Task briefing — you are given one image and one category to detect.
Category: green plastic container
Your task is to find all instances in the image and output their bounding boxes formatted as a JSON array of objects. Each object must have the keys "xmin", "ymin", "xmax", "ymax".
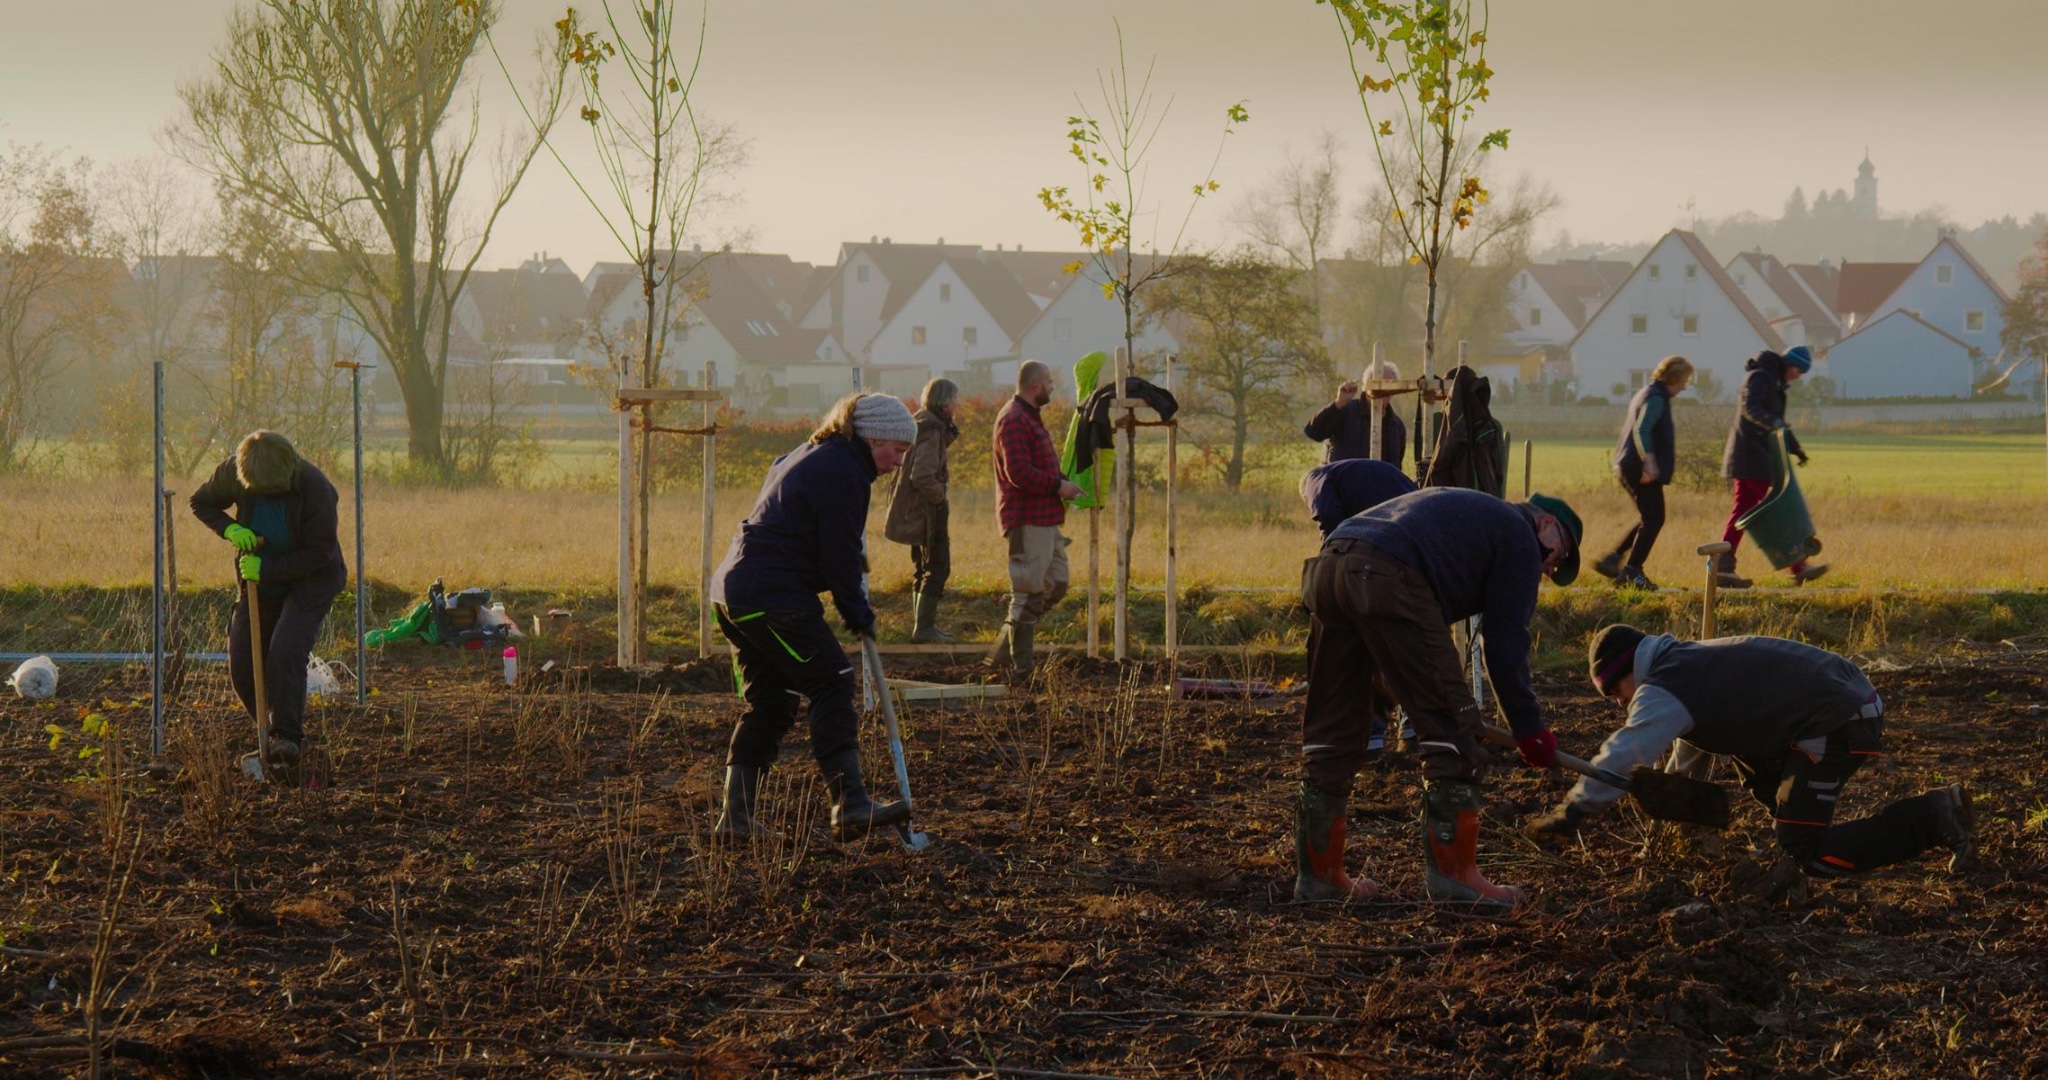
[{"xmin": 1735, "ymin": 428, "xmax": 1824, "ymax": 570}]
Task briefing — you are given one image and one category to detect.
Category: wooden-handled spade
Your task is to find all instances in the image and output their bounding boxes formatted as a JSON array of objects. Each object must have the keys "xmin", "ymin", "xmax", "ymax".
[
  {"xmin": 1481, "ymin": 724, "xmax": 1730, "ymax": 829},
  {"xmin": 239, "ymin": 540, "xmax": 271, "ymax": 782}
]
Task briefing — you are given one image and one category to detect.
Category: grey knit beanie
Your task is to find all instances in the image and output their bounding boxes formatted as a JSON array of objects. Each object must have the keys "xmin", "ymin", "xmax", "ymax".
[{"xmin": 851, "ymin": 393, "xmax": 918, "ymax": 444}]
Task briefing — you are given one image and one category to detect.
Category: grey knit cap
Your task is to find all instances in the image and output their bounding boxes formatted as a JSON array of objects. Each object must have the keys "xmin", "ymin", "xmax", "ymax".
[{"xmin": 851, "ymin": 393, "xmax": 918, "ymax": 444}]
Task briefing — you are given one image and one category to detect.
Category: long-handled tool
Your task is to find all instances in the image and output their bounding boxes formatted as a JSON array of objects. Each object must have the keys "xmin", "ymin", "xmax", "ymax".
[
  {"xmin": 861, "ymin": 635, "xmax": 931, "ymax": 852},
  {"xmin": 239, "ymin": 570, "xmax": 270, "ymax": 782},
  {"xmin": 1482, "ymin": 724, "xmax": 1729, "ymax": 829}
]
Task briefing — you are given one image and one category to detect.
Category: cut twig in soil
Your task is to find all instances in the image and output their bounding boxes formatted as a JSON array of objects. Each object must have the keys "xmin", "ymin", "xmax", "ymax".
[
  {"xmin": 1062, "ymin": 1008, "xmax": 1353, "ymax": 1026},
  {"xmin": 1311, "ymin": 931, "xmax": 1518, "ymax": 957},
  {"xmin": 364, "ymin": 1034, "xmax": 711, "ymax": 1065},
  {"xmin": 544, "ymin": 959, "xmax": 1051, "ymax": 983},
  {"xmin": 843, "ymin": 1066, "xmax": 1136, "ymax": 1080}
]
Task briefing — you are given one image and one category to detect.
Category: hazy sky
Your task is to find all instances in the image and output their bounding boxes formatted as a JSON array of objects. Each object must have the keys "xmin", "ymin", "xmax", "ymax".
[{"xmin": 4, "ymin": 0, "xmax": 2044, "ymax": 272}]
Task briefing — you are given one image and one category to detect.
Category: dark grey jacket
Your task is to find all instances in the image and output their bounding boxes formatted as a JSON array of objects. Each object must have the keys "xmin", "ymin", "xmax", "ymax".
[
  {"xmin": 1304, "ymin": 398, "xmax": 1406, "ymax": 469},
  {"xmin": 1722, "ymin": 351, "xmax": 1806, "ymax": 480},
  {"xmin": 189, "ymin": 456, "xmax": 347, "ymax": 601}
]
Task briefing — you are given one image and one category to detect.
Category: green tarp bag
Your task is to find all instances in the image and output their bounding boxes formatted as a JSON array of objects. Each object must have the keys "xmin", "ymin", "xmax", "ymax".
[{"xmin": 363, "ymin": 600, "xmax": 442, "ymax": 648}]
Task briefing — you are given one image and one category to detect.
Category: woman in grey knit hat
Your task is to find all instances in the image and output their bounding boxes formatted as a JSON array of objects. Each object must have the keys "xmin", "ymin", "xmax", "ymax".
[{"xmin": 706, "ymin": 391, "xmax": 916, "ymax": 845}]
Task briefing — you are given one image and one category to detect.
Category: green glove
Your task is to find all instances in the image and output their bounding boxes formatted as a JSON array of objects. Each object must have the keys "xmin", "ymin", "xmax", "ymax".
[
  {"xmin": 238, "ymin": 555, "xmax": 262, "ymax": 583},
  {"xmin": 224, "ymin": 524, "xmax": 259, "ymax": 552}
]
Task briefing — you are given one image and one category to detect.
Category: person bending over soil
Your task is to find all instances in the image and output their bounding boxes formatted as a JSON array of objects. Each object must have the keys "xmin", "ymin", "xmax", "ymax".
[
  {"xmin": 708, "ymin": 392, "xmax": 917, "ymax": 844},
  {"xmin": 1295, "ymin": 487, "xmax": 1581, "ymax": 911},
  {"xmin": 1530, "ymin": 625, "xmax": 1976, "ymax": 885},
  {"xmin": 190, "ymin": 430, "xmax": 347, "ymax": 784}
]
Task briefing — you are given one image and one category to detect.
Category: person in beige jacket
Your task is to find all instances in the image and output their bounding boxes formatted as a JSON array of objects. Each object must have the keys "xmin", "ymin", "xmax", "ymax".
[{"xmin": 885, "ymin": 378, "xmax": 961, "ymax": 642}]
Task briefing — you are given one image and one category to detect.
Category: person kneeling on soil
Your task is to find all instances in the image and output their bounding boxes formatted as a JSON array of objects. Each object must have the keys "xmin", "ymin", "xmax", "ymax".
[
  {"xmin": 189, "ymin": 430, "xmax": 347, "ymax": 784},
  {"xmin": 708, "ymin": 392, "xmax": 918, "ymax": 844},
  {"xmin": 1529, "ymin": 625, "xmax": 1976, "ymax": 883},
  {"xmin": 1295, "ymin": 487, "xmax": 1581, "ymax": 910}
]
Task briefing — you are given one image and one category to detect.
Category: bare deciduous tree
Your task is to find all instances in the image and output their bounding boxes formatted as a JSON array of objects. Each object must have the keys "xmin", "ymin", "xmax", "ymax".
[
  {"xmin": 1235, "ymin": 130, "xmax": 1344, "ymax": 336},
  {"xmin": 175, "ymin": 0, "xmax": 570, "ymax": 478},
  {"xmin": 1153, "ymin": 248, "xmax": 1328, "ymax": 491},
  {"xmin": 0, "ymin": 145, "xmax": 115, "ymax": 473}
]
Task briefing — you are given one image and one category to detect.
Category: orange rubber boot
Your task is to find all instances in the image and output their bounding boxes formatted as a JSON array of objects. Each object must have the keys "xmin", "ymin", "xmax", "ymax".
[
  {"xmin": 1294, "ymin": 782, "xmax": 1379, "ymax": 902},
  {"xmin": 1422, "ymin": 780, "xmax": 1522, "ymax": 911}
]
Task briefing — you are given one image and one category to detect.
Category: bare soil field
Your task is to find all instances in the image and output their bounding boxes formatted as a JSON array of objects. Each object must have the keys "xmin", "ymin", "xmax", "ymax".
[{"xmin": 2, "ymin": 649, "xmax": 2044, "ymax": 1078}]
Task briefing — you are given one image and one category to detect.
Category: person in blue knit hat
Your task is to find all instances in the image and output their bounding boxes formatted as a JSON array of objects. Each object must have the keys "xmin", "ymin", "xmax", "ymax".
[{"xmin": 1717, "ymin": 345, "xmax": 1826, "ymax": 587}]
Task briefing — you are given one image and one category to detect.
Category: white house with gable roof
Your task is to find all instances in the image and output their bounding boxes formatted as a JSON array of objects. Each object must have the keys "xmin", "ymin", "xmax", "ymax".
[{"xmin": 1566, "ymin": 229, "xmax": 1784, "ymax": 398}]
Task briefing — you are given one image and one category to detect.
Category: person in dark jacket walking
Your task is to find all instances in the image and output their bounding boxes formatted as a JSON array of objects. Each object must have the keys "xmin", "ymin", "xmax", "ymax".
[
  {"xmin": 1593, "ymin": 356, "xmax": 1692, "ymax": 590},
  {"xmin": 708, "ymin": 392, "xmax": 918, "ymax": 844},
  {"xmin": 190, "ymin": 430, "xmax": 347, "ymax": 782},
  {"xmin": 884, "ymin": 378, "xmax": 960, "ymax": 642},
  {"xmin": 1303, "ymin": 360, "xmax": 1407, "ymax": 468},
  {"xmin": 1719, "ymin": 346, "xmax": 1825, "ymax": 587},
  {"xmin": 1294, "ymin": 487, "xmax": 1580, "ymax": 910},
  {"xmin": 1530, "ymin": 626, "xmax": 1977, "ymax": 886}
]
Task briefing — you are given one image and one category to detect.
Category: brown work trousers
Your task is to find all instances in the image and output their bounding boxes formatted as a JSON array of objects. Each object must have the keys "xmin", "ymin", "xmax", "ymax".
[{"xmin": 1300, "ymin": 539, "xmax": 1488, "ymax": 793}]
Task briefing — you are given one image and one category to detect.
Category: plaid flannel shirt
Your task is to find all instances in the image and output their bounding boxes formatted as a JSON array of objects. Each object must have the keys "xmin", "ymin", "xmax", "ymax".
[{"xmin": 993, "ymin": 395, "xmax": 1067, "ymax": 532}]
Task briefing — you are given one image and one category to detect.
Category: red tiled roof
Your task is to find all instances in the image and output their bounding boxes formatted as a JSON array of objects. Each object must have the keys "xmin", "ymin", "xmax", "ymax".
[{"xmin": 1834, "ymin": 262, "xmax": 1915, "ymax": 325}]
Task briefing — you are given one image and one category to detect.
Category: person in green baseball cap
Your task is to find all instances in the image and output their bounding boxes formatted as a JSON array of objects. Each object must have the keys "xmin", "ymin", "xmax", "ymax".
[{"xmin": 1292, "ymin": 486, "xmax": 1580, "ymax": 912}]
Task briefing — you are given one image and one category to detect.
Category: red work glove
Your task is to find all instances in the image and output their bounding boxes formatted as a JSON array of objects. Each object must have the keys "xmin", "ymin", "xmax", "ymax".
[{"xmin": 1517, "ymin": 729, "xmax": 1558, "ymax": 769}]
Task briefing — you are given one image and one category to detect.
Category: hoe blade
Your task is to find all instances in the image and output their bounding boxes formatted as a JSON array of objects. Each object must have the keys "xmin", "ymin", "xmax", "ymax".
[{"xmin": 1628, "ymin": 766, "xmax": 1731, "ymax": 830}]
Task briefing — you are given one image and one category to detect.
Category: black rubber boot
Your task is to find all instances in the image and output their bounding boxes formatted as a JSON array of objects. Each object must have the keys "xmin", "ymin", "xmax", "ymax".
[
  {"xmin": 911, "ymin": 590, "xmax": 956, "ymax": 644},
  {"xmin": 1592, "ymin": 552, "xmax": 1623, "ymax": 582},
  {"xmin": 1931, "ymin": 783, "xmax": 1977, "ymax": 870},
  {"xmin": 820, "ymin": 749, "xmax": 909, "ymax": 842},
  {"xmin": 1009, "ymin": 623, "xmax": 1036, "ymax": 678},
  {"xmin": 713, "ymin": 765, "xmax": 765, "ymax": 840}
]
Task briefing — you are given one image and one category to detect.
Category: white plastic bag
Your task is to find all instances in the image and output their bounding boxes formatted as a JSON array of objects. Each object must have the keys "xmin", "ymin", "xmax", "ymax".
[
  {"xmin": 478, "ymin": 603, "xmax": 524, "ymax": 637},
  {"xmin": 7, "ymin": 655, "xmax": 59, "ymax": 700},
  {"xmin": 306, "ymin": 655, "xmax": 341, "ymax": 698}
]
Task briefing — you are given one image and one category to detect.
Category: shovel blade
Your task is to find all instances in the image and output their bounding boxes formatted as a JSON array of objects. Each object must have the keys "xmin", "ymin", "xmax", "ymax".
[
  {"xmin": 896, "ymin": 823, "xmax": 932, "ymax": 852},
  {"xmin": 1628, "ymin": 766, "xmax": 1731, "ymax": 829}
]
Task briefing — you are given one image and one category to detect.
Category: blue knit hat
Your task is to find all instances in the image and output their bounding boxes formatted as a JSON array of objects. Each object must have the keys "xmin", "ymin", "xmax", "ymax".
[{"xmin": 1783, "ymin": 345, "xmax": 1813, "ymax": 373}]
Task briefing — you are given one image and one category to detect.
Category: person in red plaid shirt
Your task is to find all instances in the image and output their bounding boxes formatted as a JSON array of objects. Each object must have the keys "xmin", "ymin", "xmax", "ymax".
[{"xmin": 988, "ymin": 359, "xmax": 1082, "ymax": 675}]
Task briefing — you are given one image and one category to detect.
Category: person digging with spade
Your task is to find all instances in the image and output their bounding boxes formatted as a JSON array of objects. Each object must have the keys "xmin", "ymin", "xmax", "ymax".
[
  {"xmin": 1294, "ymin": 487, "xmax": 1582, "ymax": 910},
  {"xmin": 708, "ymin": 392, "xmax": 917, "ymax": 844},
  {"xmin": 190, "ymin": 430, "xmax": 346, "ymax": 785},
  {"xmin": 1528, "ymin": 625, "xmax": 1977, "ymax": 887}
]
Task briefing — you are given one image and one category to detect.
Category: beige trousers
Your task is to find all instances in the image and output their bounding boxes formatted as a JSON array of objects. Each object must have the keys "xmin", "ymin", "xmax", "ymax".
[{"xmin": 1003, "ymin": 525, "xmax": 1070, "ymax": 627}]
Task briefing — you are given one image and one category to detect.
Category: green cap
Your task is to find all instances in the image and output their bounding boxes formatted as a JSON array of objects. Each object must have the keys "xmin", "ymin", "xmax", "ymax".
[{"xmin": 1525, "ymin": 493, "xmax": 1582, "ymax": 586}]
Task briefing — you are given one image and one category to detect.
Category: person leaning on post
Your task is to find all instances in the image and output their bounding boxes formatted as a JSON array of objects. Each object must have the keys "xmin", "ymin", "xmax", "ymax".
[
  {"xmin": 707, "ymin": 392, "xmax": 918, "ymax": 844},
  {"xmin": 189, "ymin": 430, "xmax": 347, "ymax": 784},
  {"xmin": 1294, "ymin": 486, "xmax": 1582, "ymax": 911},
  {"xmin": 1593, "ymin": 355, "xmax": 1692, "ymax": 591},
  {"xmin": 1530, "ymin": 625, "xmax": 1977, "ymax": 889},
  {"xmin": 987, "ymin": 359, "xmax": 1083, "ymax": 677},
  {"xmin": 884, "ymin": 378, "xmax": 961, "ymax": 643},
  {"xmin": 1303, "ymin": 358, "xmax": 1407, "ymax": 469}
]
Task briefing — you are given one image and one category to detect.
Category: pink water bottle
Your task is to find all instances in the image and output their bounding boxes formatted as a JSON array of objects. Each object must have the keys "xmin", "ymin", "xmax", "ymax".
[{"xmin": 502, "ymin": 646, "xmax": 518, "ymax": 687}]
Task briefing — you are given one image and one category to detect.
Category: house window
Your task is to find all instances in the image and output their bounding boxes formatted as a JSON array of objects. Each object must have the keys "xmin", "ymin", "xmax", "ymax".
[
  {"xmin": 962, "ymin": 326, "xmax": 978, "ymax": 346},
  {"xmin": 856, "ymin": 264, "xmax": 870, "ymax": 284},
  {"xmin": 1055, "ymin": 318, "xmax": 1071, "ymax": 343},
  {"xmin": 1965, "ymin": 310, "xmax": 1985, "ymax": 333},
  {"xmin": 939, "ymin": 283, "xmax": 952, "ymax": 302},
  {"xmin": 1936, "ymin": 264, "xmax": 1954, "ymax": 286},
  {"xmin": 1527, "ymin": 307, "xmax": 1542, "ymax": 327},
  {"xmin": 1647, "ymin": 265, "xmax": 1661, "ymax": 281},
  {"xmin": 911, "ymin": 326, "xmax": 927, "ymax": 345},
  {"xmin": 1629, "ymin": 314, "xmax": 1648, "ymax": 335},
  {"xmin": 1685, "ymin": 264, "xmax": 1698, "ymax": 280},
  {"xmin": 1681, "ymin": 314, "xmax": 1699, "ymax": 336}
]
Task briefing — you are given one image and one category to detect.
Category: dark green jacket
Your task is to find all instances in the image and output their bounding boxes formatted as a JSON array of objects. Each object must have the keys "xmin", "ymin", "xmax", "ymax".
[{"xmin": 189, "ymin": 456, "xmax": 347, "ymax": 598}]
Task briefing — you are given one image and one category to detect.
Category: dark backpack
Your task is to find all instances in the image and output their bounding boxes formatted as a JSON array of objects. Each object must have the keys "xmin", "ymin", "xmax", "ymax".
[{"xmin": 1417, "ymin": 365, "xmax": 1508, "ymax": 497}]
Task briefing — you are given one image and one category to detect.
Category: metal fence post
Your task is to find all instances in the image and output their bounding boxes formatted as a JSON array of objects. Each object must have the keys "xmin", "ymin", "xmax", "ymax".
[{"xmin": 151, "ymin": 360, "xmax": 165, "ymax": 760}]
